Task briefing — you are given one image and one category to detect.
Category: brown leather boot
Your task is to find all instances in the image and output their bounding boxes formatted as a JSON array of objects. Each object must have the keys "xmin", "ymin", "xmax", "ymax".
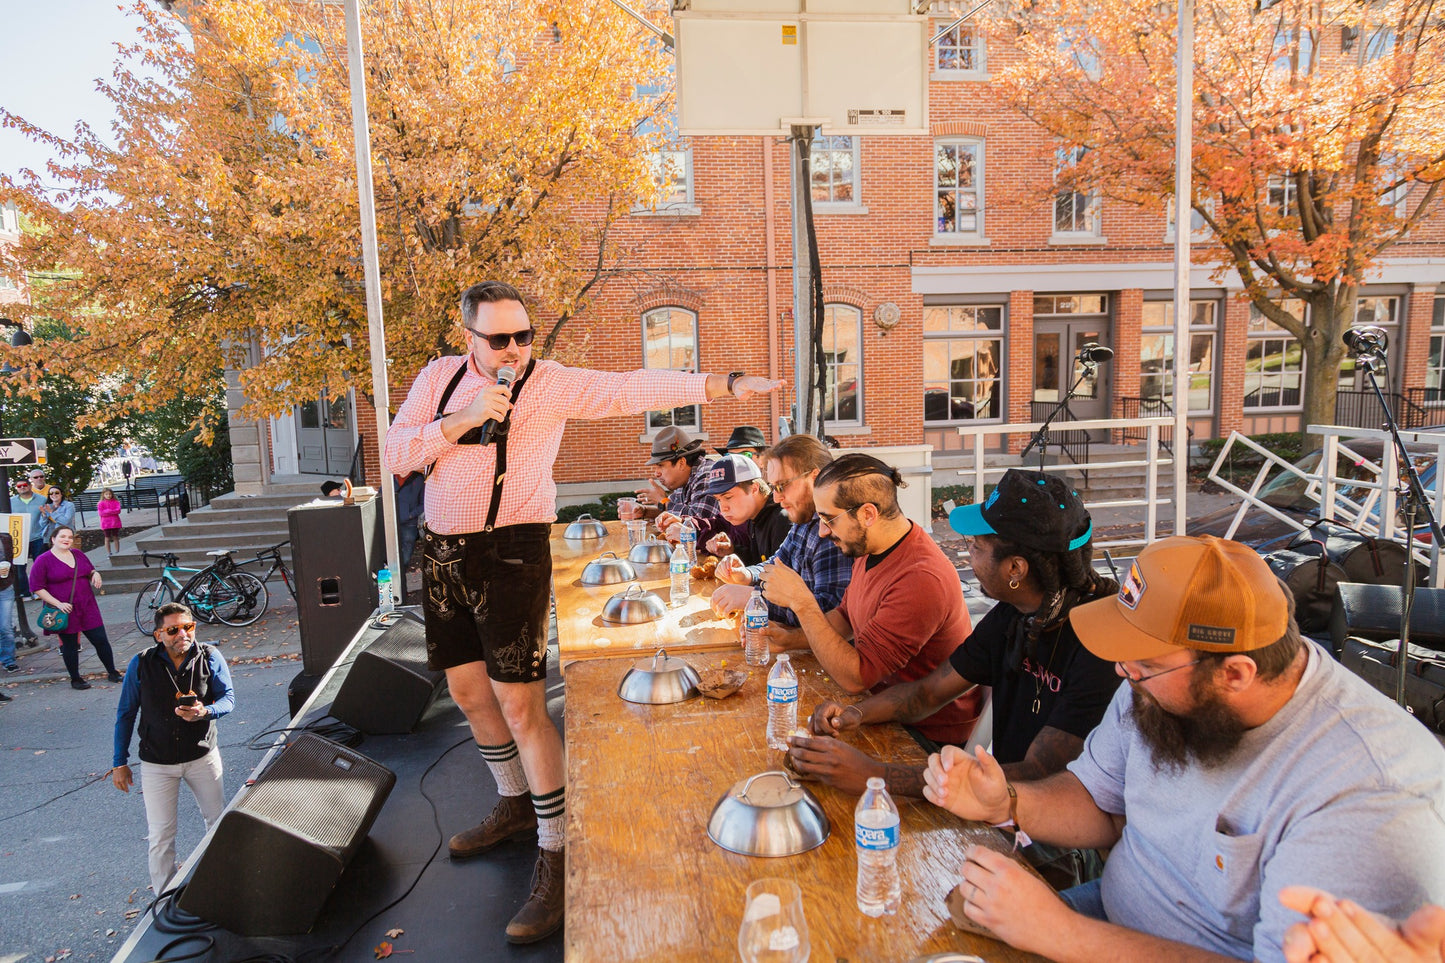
[
  {"xmin": 448, "ymin": 794, "xmax": 537, "ymax": 860},
  {"xmin": 505, "ymin": 847, "xmax": 565, "ymax": 944}
]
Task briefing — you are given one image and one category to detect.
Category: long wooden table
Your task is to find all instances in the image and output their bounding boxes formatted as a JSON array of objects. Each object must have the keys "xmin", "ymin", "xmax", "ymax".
[
  {"xmin": 563, "ymin": 649, "xmax": 1046, "ymax": 962},
  {"xmin": 552, "ymin": 521, "xmax": 741, "ymax": 661}
]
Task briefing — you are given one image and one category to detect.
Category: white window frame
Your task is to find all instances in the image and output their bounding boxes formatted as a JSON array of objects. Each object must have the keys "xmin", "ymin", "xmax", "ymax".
[
  {"xmin": 641, "ymin": 306, "xmax": 702, "ymax": 433},
  {"xmin": 1052, "ymin": 146, "xmax": 1103, "ymax": 243},
  {"xmin": 1164, "ymin": 196, "xmax": 1213, "ymax": 241},
  {"xmin": 1271, "ymin": 24, "xmax": 1317, "ymax": 75},
  {"xmin": 922, "ymin": 304, "xmax": 1006, "ymax": 425},
  {"xmin": 1267, "ymin": 173, "xmax": 1299, "ymax": 217},
  {"xmin": 932, "ymin": 19, "xmax": 987, "ymax": 79},
  {"xmin": 633, "ymin": 82, "xmax": 699, "ymax": 217},
  {"xmin": 820, "ymin": 304, "xmax": 864, "ymax": 427},
  {"xmin": 933, "ymin": 138, "xmax": 986, "ymax": 243},
  {"xmin": 1426, "ymin": 296, "xmax": 1445, "ymax": 406},
  {"xmin": 1339, "ymin": 296, "xmax": 1400, "ymax": 393},
  {"xmin": 810, "ymin": 134, "xmax": 866, "ymax": 214},
  {"xmin": 1244, "ymin": 300, "xmax": 1307, "ymax": 411},
  {"xmin": 1140, "ymin": 300, "xmax": 1218, "ymax": 415}
]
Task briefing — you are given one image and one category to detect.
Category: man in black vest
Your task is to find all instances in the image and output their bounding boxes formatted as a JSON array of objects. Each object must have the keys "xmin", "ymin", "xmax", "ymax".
[{"xmin": 111, "ymin": 603, "xmax": 235, "ymax": 895}]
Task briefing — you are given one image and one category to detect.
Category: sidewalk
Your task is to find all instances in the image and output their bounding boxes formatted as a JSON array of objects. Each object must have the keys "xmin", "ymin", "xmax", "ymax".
[{"xmin": 1, "ymin": 578, "xmax": 301, "ymax": 688}]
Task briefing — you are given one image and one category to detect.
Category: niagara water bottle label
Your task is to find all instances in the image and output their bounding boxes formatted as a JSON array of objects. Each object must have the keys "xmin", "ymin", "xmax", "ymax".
[
  {"xmin": 746, "ymin": 611, "xmax": 768, "ymax": 632},
  {"xmin": 767, "ymin": 680, "xmax": 797, "ymax": 704},
  {"xmin": 855, "ymin": 820, "xmax": 900, "ymax": 850}
]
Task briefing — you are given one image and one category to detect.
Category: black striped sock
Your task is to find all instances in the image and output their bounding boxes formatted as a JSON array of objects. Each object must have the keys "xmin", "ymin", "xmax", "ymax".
[
  {"xmin": 532, "ymin": 786, "xmax": 565, "ymax": 852},
  {"xmin": 477, "ymin": 742, "xmax": 528, "ymax": 797}
]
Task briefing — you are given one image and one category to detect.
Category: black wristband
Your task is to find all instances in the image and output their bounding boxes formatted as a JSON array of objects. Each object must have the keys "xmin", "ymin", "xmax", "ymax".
[{"xmin": 727, "ymin": 371, "xmax": 745, "ymax": 396}]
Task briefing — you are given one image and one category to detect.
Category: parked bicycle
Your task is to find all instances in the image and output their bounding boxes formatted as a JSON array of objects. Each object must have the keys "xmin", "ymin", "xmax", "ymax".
[
  {"xmin": 134, "ymin": 549, "xmax": 269, "ymax": 633},
  {"xmin": 235, "ymin": 540, "xmax": 296, "ymax": 602}
]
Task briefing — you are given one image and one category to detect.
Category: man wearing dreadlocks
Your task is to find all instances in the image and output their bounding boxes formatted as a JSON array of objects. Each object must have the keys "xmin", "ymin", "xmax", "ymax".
[{"xmin": 788, "ymin": 468, "xmax": 1119, "ymax": 809}]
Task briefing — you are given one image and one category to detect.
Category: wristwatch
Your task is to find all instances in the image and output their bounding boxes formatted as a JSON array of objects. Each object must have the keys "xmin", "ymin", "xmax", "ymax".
[{"xmin": 726, "ymin": 371, "xmax": 745, "ymax": 396}]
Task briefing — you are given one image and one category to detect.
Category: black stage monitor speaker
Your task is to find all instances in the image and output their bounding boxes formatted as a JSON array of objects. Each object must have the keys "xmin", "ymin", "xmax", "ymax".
[
  {"xmin": 289, "ymin": 497, "xmax": 384, "ymax": 675},
  {"xmin": 329, "ymin": 616, "xmax": 447, "ymax": 734},
  {"xmin": 178, "ymin": 733, "xmax": 396, "ymax": 936},
  {"xmin": 1329, "ymin": 583, "xmax": 1445, "ymax": 657}
]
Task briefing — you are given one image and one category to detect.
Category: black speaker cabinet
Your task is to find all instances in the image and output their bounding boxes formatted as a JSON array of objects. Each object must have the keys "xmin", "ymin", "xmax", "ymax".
[
  {"xmin": 289, "ymin": 497, "xmax": 385, "ymax": 675},
  {"xmin": 178, "ymin": 733, "xmax": 395, "ymax": 936},
  {"xmin": 329, "ymin": 616, "xmax": 447, "ymax": 734},
  {"xmin": 1329, "ymin": 583, "xmax": 1445, "ymax": 657}
]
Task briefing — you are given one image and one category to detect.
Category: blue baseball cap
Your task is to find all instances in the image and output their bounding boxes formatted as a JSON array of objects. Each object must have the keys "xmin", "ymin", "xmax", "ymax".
[{"xmin": 949, "ymin": 469, "xmax": 1093, "ymax": 553}]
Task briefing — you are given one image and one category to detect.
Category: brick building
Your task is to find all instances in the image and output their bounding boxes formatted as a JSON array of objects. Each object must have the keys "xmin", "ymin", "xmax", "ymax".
[
  {"xmin": 0, "ymin": 202, "xmax": 26, "ymax": 314},
  {"xmin": 250, "ymin": 6, "xmax": 1445, "ymax": 501}
]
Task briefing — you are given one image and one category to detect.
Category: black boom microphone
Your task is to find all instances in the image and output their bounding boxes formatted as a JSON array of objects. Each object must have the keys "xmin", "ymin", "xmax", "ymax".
[
  {"xmin": 477, "ymin": 365, "xmax": 516, "ymax": 446},
  {"xmin": 1078, "ymin": 342, "xmax": 1114, "ymax": 365},
  {"xmin": 1342, "ymin": 325, "xmax": 1389, "ymax": 356}
]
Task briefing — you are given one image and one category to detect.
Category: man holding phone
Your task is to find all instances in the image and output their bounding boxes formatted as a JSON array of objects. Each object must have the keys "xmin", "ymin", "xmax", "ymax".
[{"xmin": 111, "ymin": 603, "xmax": 235, "ymax": 895}]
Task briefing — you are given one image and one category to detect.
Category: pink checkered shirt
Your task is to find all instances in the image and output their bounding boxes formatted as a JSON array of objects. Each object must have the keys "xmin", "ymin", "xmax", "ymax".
[{"xmin": 384, "ymin": 355, "xmax": 709, "ymax": 535}]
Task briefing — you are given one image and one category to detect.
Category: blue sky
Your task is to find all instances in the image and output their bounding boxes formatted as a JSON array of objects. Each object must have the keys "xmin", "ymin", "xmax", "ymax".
[{"xmin": 0, "ymin": 2, "xmax": 150, "ymax": 184}]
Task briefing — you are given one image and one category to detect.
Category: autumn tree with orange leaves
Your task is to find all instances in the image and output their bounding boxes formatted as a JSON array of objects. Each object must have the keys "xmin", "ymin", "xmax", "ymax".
[
  {"xmin": 988, "ymin": 0, "xmax": 1445, "ymax": 435},
  {"xmin": 1, "ymin": 0, "xmax": 673, "ymax": 427}
]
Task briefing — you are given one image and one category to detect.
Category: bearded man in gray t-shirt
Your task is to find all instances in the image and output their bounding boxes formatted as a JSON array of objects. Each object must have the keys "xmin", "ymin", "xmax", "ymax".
[{"xmin": 922, "ymin": 535, "xmax": 1445, "ymax": 963}]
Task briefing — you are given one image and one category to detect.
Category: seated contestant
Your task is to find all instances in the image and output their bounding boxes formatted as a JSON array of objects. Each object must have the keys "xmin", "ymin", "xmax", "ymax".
[
  {"xmin": 1280, "ymin": 888, "xmax": 1445, "ymax": 963},
  {"xmin": 759, "ymin": 453, "xmax": 982, "ymax": 746},
  {"xmin": 693, "ymin": 454, "xmax": 790, "ymax": 568},
  {"xmin": 713, "ymin": 425, "xmax": 767, "ymax": 459},
  {"xmin": 710, "ymin": 433, "xmax": 850, "ymax": 624},
  {"xmin": 636, "ymin": 427, "xmax": 721, "ymax": 528},
  {"xmin": 788, "ymin": 469, "xmax": 1120, "ymax": 797},
  {"xmin": 924, "ymin": 536, "xmax": 1445, "ymax": 963}
]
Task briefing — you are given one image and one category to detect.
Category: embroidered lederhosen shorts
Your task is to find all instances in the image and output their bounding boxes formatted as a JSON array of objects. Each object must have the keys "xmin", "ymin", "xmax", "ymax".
[{"xmin": 419, "ymin": 523, "xmax": 551, "ymax": 682}]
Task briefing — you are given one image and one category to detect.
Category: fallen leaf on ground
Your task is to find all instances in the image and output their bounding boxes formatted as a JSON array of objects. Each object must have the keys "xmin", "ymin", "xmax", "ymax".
[
  {"xmin": 385, "ymin": 928, "xmax": 404, "ymax": 938},
  {"xmin": 374, "ymin": 942, "xmax": 393, "ymax": 959}
]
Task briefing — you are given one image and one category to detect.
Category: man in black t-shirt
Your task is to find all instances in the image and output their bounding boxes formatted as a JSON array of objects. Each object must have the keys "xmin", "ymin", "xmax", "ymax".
[{"xmin": 790, "ymin": 469, "xmax": 1121, "ymax": 796}]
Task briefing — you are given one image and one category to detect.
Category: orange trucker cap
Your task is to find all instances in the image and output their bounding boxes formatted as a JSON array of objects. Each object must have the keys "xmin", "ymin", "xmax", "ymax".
[{"xmin": 1069, "ymin": 535, "xmax": 1290, "ymax": 663}]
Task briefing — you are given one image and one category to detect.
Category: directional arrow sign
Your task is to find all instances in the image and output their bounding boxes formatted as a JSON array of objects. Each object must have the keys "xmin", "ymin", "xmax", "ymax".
[{"xmin": 0, "ymin": 438, "xmax": 46, "ymax": 466}]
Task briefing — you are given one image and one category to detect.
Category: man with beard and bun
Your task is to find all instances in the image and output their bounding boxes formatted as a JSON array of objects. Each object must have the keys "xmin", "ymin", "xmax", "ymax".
[
  {"xmin": 787, "ymin": 470, "xmax": 1119, "ymax": 810},
  {"xmin": 759, "ymin": 453, "xmax": 981, "ymax": 746},
  {"xmin": 922, "ymin": 535, "xmax": 1445, "ymax": 963}
]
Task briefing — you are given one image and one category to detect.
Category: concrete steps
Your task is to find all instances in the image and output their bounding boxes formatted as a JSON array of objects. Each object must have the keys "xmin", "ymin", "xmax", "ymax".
[{"xmin": 97, "ymin": 482, "xmax": 317, "ymax": 593}]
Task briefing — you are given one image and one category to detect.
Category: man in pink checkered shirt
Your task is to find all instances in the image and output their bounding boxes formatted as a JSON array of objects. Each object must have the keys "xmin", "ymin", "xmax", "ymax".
[{"xmin": 383, "ymin": 280, "xmax": 780, "ymax": 943}]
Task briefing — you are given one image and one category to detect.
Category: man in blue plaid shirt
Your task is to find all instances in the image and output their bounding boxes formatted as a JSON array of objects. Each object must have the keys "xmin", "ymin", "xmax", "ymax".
[{"xmin": 711, "ymin": 434, "xmax": 851, "ymax": 640}]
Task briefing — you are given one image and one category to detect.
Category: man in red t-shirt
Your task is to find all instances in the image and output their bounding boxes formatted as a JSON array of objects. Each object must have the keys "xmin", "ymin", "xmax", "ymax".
[{"xmin": 760, "ymin": 452, "xmax": 981, "ymax": 745}]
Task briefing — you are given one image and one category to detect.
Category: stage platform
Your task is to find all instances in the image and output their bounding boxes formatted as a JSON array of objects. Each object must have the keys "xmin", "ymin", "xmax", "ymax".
[{"xmin": 111, "ymin": 607, "xmax": 565, "ymax": 963}]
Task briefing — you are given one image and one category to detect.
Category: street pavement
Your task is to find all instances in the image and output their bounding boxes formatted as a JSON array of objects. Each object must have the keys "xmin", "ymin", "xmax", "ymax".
[{"xmin": 0, "ymin": 582, "xmax": 301, "ymax": 963}]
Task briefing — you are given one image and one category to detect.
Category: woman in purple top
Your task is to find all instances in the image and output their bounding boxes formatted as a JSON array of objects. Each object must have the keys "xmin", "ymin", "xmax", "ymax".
[{"xmin": 31, "ymin": 525, "xmax": 121, "ymax": 690}]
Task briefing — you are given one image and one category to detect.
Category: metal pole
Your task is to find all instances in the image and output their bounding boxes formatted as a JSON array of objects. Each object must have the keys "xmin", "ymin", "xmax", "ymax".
[
  {"xmin": 342, "ymin": 0, "xmax": 401, "ymax": 588},
  {"xmin": 1171, "ymin": 0, "xmax": 1195, "ymax": 535},
  {"xmin": 789, "ymin": 125, "xmax": 814, "ymax": 434}
]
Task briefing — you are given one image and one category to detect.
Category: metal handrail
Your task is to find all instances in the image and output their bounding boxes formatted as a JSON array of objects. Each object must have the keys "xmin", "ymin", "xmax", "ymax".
[
  {"xmin": 956, "ymin": 414, "xmax": 1181, "ymax": 550},
  {"xmin": 346, "ymin": 437, "xmax": 366, "ymax": 486},
  {"xmin": 1027, "ymin": 400, "xmax": 1092, "ymax": 484}
]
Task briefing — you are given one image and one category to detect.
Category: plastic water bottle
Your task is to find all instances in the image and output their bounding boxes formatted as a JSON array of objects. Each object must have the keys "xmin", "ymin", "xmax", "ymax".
[
  {"xmin": 669, "ymin": 544, "xmax": 691, "ymax": 607},
  {"xmin": 855, "ymin": 776, "xmax": 901, "ymax": 917},
  {"xmin": 376, "ymin": 567, "xmax": 395, "ymax": 616},
  {"xmin": 743, "ymin": 588, "xmax": 770, "ymax": 667},
  {"xmin": 679, "ymin": 517, "xmax": 698, "ymax": 564},
  {"xmin": 766, "ymin": 654, "xmax": 798, "ymax": 750}
]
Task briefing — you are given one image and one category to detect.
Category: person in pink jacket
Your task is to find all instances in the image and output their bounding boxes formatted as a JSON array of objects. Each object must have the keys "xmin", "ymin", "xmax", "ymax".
[{"xmin": 97, "ymin": 487, "xmax": 123, "ymax": 555}]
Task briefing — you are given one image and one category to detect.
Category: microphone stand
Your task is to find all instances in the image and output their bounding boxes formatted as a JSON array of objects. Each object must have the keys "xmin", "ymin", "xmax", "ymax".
[
  {"xmin": 1021, "ymin": 357, "xmax": 1099, "ymax": 471},
  {"xmin": 1355, "ymin": 347, "xmax": 1445, "ymax": 709}
]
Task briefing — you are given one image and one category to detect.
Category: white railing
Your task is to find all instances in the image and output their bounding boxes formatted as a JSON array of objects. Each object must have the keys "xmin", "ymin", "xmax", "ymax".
[
  {"xmin": 1206, "ymin": 424, "xmax": 1445, "ymax": 587},
  {"xmin": 956, "ymin": 416, "xmax": 1182, "ymax": 550}
]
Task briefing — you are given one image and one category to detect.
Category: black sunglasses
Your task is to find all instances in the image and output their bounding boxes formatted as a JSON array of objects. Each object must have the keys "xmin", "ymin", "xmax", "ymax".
[
  {"xmin": 466, "ymin": 327, "xmax": 535, "ymax": 350},
  {"xmin": 157, "ymin": 621, "xmax": 197, "ymax": 638}
]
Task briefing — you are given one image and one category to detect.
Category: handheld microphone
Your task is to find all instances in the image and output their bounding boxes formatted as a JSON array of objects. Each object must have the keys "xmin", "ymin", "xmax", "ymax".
[
  {"xmin": 477, "ymin": 365, "xmax": 516, "ymax": 446},
  {"xmin": 1342, "ymin": 325, "xmax": 1389, "ymax": 356},
  {"xmin": 1078, "ymin": 342, "xmax": 1114, "ymax": 365}
]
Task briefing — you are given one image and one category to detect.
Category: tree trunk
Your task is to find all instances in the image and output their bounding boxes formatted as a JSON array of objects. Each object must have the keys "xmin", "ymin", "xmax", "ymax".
[{"xmin": 1298, "ymin": 293, "xmax": 1354, "ymax": 453}]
